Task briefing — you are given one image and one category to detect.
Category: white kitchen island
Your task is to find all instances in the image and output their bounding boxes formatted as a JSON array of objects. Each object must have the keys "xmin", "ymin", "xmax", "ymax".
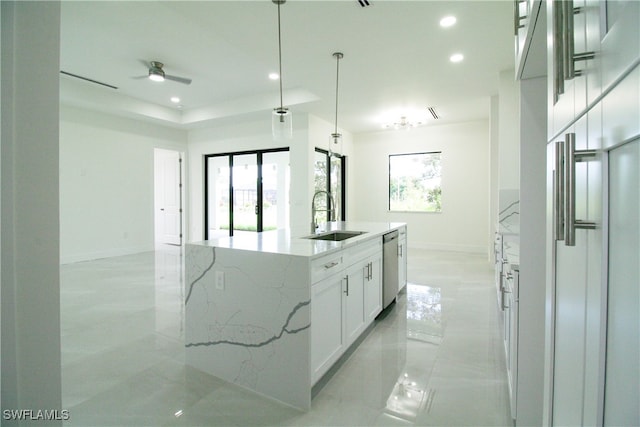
[{"xmin": 185, "ymin": 221, "xmax": 407, "ymax": 410}]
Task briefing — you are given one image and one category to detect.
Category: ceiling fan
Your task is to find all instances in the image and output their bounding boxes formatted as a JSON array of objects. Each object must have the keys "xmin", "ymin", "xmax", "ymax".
[{"xmin": 136, "ymin": 60, "xmax": 192, "ymax": 85}]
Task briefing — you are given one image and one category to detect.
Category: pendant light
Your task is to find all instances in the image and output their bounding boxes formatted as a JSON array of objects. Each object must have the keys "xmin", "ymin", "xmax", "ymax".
[
  {"xmin": 272, "ymin": 0, "xmax": 292, "ymax": 140},
  {"xmin": 330, "ymin": 52, "xmax": 344, "ymax": 155}
]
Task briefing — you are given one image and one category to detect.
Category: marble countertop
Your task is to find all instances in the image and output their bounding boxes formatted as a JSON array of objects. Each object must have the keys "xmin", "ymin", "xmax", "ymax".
[
  {"xmin": 188, "ymin": 221, "xmax": 407, "ymax": 259},
  {"xmin": 502, "ymin": 234, "xmax": 520, "ymax": 269}
]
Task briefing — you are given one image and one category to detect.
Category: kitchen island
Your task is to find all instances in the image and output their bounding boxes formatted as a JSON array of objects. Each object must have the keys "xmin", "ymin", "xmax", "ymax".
[{"xmin": 185, "ymin": 221, "xmax": 407, "ymax": 410}]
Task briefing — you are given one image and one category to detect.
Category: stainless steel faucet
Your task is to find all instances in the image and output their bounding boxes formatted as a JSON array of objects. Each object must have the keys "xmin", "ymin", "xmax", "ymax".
[{"xmin": 311, "ymin": 190, "xmax": 335, "ymax": 233}]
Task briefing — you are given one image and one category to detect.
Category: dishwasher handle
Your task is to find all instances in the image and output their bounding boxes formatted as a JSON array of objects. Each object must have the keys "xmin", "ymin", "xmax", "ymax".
[{"xmin": 383, "ymin": 230, "xmax": 399, "ymax": 243}]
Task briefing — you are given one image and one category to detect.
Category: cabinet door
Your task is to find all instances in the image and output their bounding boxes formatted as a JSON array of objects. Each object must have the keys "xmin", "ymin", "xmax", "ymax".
[
  {"xmin": 548, "ymin": 0, "xmax": 575, "ymax": 138},
  {"xmin": 552, "ymin": 121, "xmax": 589, "ymax": 426},
  {"xmin": 344, "ymin": 262, "xmax": 365, "ymax": 346},
  {"xmin": 604, "ymin": 138, "xmax": 639, "ymax": 426},
  {"xmin": 549, "ymin": 113, "xmax": 603, "ymax": 425},
  {"xmin": 509, "ymin": 269, "xmax": 520, "ymax": 420},
  {"xmin": 364, "ymin": 254, "xmax": 382, "ymax": 324},
  {"xmin": 600, "ymin": 1, "xmax": 640, "ymax": 94},
  {"xmin": 547, "ymin": 0, "xmax": 598, "ymax": 137},
  {"xmin": 311, "ymin": 274, "xmax": 344, "ymax": 383},
  {"xmin": 398, "ymin": 236, "xmax": 407, "ymax": 291}
]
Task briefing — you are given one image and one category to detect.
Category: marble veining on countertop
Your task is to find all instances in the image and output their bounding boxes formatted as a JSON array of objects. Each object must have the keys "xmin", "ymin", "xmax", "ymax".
[
  {"xmin": 502, "ymin": 234, "xmax": 520, "ymax": 268},
  {"xmin": 188, "ymin": 221, "xmax": 406, "ymax": 259}
]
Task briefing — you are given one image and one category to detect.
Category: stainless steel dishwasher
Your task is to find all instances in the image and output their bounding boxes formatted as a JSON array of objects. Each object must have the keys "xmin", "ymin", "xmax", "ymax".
[{"xmin": 383, "ymin": 230, "xmax": 399, "ymax": 309}]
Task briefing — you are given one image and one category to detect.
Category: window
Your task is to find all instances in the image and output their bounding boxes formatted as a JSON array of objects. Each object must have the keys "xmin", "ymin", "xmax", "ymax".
[{"xmin": 389, "ymin": 152, "xmax": 442, "ymax": 212}]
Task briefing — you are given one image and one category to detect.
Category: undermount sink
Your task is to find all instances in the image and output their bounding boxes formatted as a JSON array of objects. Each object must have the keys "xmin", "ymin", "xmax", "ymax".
[{"xmin": 305, "ymin": 230, "xmax": 366, "ymax": 241}]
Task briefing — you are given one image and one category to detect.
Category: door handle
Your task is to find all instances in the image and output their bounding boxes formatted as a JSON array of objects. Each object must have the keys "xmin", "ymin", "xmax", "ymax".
[
  {"xmin": 563, "ymin": 133, "xmax": 597, "ymax": 246},
  {"xmin": 254, "ymin": 205, "xmax": 259, "ymax": 215}
]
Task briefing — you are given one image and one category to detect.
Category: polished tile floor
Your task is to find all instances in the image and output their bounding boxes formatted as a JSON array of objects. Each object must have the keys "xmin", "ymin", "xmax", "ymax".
[{"xmin": 60, "ymin": 246, "xmax": 511, "ymax": 426}]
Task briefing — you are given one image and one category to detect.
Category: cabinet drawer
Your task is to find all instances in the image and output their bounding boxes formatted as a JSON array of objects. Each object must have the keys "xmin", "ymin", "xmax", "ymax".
[
  {"xmin": 343, "ymin": 238, "xmax": 382, "ymax": 266},
  {"xmin": 311, "ymin": 251, "xmax": 344, "ymax": 284}
]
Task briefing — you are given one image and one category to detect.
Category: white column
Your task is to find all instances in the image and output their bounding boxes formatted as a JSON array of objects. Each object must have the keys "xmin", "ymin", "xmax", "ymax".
[{"xmin": 1, "ymin": 1, "xmax": 62, "ymax": 424}]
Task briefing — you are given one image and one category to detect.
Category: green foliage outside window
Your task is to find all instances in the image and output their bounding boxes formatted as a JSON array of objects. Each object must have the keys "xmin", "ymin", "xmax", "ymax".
[{"xmin": 389, "ymin": 152, "xmax": 442, "ymax": 212}]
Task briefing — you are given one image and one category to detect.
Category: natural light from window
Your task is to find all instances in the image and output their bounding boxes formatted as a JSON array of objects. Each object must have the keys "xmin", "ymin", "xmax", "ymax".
[{"xmin": 389, "ymin": 152, "xmax": 442, "ymax": 213}]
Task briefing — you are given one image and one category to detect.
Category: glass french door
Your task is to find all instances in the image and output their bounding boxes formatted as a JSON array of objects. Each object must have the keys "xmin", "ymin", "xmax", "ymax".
[
  {"xmin": 314, "ymin": 148, "xmax": 345, "ymax": 225},
  {"xmin": 205, "ymin": 148, "xmax": 289, "ymax": 239}
]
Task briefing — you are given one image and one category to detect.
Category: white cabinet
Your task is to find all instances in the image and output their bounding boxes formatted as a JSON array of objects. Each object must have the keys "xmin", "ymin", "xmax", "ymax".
[
  {"xmin": 364, "ymin": 253, "xmax": 382, "ymax": 324},
  {"xmin": 344, "ymin": 261, "xmax": 366, "ymax": 345},
  {"xmin": 503, "ymin": 266, "xmax": 520, "ymax": 420},
  {"xmin": 515, "ymin": 0, "xmax": 546, "ymax": 79},
  {"xmin": 542, "ymin": 1, "xmax": 639, "ymax": 424},
  {"xmin": 311, "ymin": 273, "xmax": 345, "ymax": 383},
  {"xmin": 603, "ymin": 138, "xmax": 639, "ymax": 427},
  {"xmin": 547, "ymin": 95, "xmax": 603, "ymax": 427},
  {"xmin": 599, "ymin": 1, "xmax": 639, "ymax": 97},
  {"xmin": 547, "ymin": 0, "xmax": 602, "ymax": 139},
  {"xmin": 310, "ymin": 236, "xmax": 384, "ymax": 385},
  {"xmin": 398, "ymin": 227, "xmax": 407, "ymax": 292}
]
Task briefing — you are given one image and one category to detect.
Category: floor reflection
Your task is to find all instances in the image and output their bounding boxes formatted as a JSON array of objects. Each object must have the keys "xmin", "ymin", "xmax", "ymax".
[
  {"xmin": 385, "ymin": 283, "xmax": 443, "ymax": 422},
  {"xmin": 60, "ymin": 249, "xmax": 511, "ymax": 426},
  {"xmin": 406, "ymin": 283, "xmax": 443, "ymax": 344}
]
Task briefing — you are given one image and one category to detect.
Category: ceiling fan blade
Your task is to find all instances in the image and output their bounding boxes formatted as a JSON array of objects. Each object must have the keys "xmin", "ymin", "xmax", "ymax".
[{"xmin": 165, "ymin": 74, "xmax": 192, "ymax": 85}]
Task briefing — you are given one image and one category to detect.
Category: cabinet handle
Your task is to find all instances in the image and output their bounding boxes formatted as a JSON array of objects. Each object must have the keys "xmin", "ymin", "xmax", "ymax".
[
  {"xmin": 562, "ymin": 0, "xmax": 574, "ymax": 80},
  {"xmin": 513, "ymin": 0, "xmax": 527, "ymax": 35},
  {"xmin": 502, "ymin": 287, "xmax": 511, "ymax": 310},
  {"xmin": 553, "ymin": 0, "xmax": 565, "ymax": 102},
  {"xmin": 554, "ymin": 140, "xmax": 565, "ymax": 240},
  {"xmin": 563, "ymin": 133, "xmax": 597, "ymax": 246},
  {"xmin": 368, "ymin": 262, "xmax": 373, "ymax": 280},
  {"xmin": 344, "ymin": 276, "xmax": 349, "ymax": 296},
  {"xmin": 399, "ymin": 244, "xmax": 403, "ymax": 257},
  {"xmin": 324, "ymin": 261, "xmax": 339, "ymax": 269},
  {"xmin": 562, "ymin": 1, "xmax": 596, "ymax": 80}
]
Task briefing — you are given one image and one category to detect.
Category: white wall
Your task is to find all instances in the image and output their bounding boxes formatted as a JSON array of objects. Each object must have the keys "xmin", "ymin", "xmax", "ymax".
[
  {"xmin": 352, "ymin": 120, "xmax": 491, "ymax": 254},
  {"xmin": 59, "ymin": 106, "xmax": 187, "ymax": 263},
  {"xmin": 490, "ymin": 95, "xmax": 500, "ymax": 258},
  {"xmin": 187, "ymin": 113, "xmax": 353, "ymax": 241},
  {"xmin": 1, "ymin": 1, "xmax": 62, "ymax": 421},
  {"xmin": 498, "ymin": 69, "xmax": 521, "ymax": 190}
]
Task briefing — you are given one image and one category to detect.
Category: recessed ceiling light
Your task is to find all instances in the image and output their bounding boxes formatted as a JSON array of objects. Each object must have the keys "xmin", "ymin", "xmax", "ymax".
[
  {"xmin": 171, "ymin": 96, "xmax": 181, "ymax": 103},
  {"xmin": 440, "ymin": 16, "xmax": 457, "ymax": 28},
  {"xmin": 269, "ymin": 72, "xmax": 279, "ymax": 80},
  {"xmin": 450, "ymin": 53, "xmax": 464, "ymax": 63}
]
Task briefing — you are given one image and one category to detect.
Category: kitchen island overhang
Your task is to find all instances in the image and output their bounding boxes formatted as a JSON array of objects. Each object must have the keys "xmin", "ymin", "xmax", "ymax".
[{"xmin": 185, "ymin": 221, "xmax": 407, "ymax": 410}]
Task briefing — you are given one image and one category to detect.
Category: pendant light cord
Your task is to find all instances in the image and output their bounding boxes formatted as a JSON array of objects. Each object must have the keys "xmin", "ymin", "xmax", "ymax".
[
  {"xmin": 334, "ymin": 54, "xmax": 340, "ymax": 134},
  {"xmin": 277, "ymin": 1, "xmax": 284, "ymax": 111}
]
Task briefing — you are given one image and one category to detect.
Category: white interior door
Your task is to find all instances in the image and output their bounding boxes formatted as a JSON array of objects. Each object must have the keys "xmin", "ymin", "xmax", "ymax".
[{"xmin": 154, "ymin": 148, "xmax": 182, "ymax": 246}]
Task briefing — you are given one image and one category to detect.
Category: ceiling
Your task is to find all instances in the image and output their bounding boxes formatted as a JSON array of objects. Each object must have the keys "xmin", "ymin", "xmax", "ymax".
[{"xmin": 59, "ymin": 0, "xmax": 514, "ymax": 134}]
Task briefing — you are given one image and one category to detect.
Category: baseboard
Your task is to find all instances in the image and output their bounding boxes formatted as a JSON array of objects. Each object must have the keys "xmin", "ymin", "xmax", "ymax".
[
  {"xmin": 61, "ymin": 245, "xmax": 154, "ymax": 264},
  {"xmin": 409, "ymin": 242, "xmax": 490, "ymax": 256}
]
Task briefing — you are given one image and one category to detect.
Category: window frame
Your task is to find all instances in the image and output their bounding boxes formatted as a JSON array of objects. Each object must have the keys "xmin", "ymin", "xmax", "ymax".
[{"xmin": 388, "ymin": 151, "xmax": 442, "ymax": 213}]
